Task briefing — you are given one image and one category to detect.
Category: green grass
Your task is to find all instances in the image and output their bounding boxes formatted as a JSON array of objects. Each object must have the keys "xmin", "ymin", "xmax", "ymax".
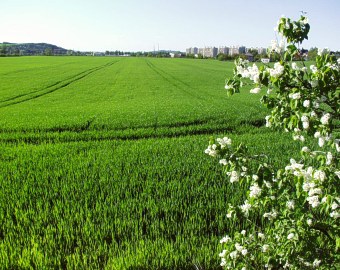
[{"xmin": 0, "ymin": 56, "xmax": 302, "ymax": 269}]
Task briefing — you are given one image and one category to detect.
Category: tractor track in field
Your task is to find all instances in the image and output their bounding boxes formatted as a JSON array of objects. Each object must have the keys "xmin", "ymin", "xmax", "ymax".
[
  {"xmin": 145, "ymin": 60, "xmax": 205, "ymax": 102},
  {"xmin": 145, "ymin": 59, "xmax": 226, "ymax": 101},
  {"xmin": 0, "ymin": 119, "xmax": 265, "ymax": 145},
  {"xmin": 0, "ymin": 61, "xmax": 119, "ymax": 108},
  {"xmin": 0, "ymin": 126, "xmax": 235, "ymax": 145}
]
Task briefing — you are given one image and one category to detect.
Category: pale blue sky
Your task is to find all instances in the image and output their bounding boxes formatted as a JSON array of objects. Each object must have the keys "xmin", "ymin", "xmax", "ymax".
[{"xmin": 1, "ymin": 0, "xmax": 339, "ymax": 52}]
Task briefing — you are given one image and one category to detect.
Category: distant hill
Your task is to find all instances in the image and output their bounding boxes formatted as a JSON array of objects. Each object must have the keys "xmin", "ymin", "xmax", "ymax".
[{"xmin": 0, "ymin": 42, "xmax": 68, "ymax": 56}]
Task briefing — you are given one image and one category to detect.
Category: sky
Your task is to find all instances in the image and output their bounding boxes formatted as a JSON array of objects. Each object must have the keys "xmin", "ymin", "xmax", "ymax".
[{"xmin": 1, "ymin": 0, "xmax": 339, "ymax": 52}]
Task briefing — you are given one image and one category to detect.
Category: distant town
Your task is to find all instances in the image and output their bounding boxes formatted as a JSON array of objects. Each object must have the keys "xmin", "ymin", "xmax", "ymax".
[
  {"xmin": 1, "ymin": 42, "xmax": 339, "ymax": 61},
  {"xmin": 186, "ymin": 46, "xmax": 267, "ymax": 61}
]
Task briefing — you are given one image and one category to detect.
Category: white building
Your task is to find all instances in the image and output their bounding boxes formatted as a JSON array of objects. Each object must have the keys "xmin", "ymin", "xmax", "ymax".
[
  {"xmin": 218, "ymin": 46, "xmax": 229, "ymax": 55},
  {"xmin": 186, "ymin": 47, "xmax": 198, "ymax": 55},
  {"xmin": 229, "ymin": 46, "xmax": 239, "ymax": 56},
  {"xmin": 202, "ymin": 47, "xmax": 218, "ymax": 58}
]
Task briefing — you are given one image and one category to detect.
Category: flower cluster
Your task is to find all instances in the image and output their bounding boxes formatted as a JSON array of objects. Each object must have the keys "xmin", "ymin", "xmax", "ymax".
[{"xmin": 206, "ymin": 15, "xmax": 339, "ymax": 269}]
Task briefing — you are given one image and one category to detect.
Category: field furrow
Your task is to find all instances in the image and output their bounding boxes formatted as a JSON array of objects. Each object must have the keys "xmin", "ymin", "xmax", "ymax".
[{"xmin": 0, "ymin": 60, "xmax": 119, "ymax": 108}]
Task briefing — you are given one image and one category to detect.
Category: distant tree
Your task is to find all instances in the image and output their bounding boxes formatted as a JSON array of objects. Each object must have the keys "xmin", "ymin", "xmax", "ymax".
[
  {"xmin": 217, "ymin": 53, "xmax": 234, "ymax": 61},
  {"xmin": 0, "ymin": 45, "xmax": 7, "ymax": 56},
  {"xmin": 14, "ymin": 48, "xmax": 20, "ymax": 56},
  {"xmin": 44, "ymin": 48, "xmax": 52, "ymax": 56},
  {"xmin": 307, "ymin": 47, "xmax": 318, "ymax": 60},
  {"xmin": 247, "ymin": 49, "xmax": 259, "ymax": 57}
]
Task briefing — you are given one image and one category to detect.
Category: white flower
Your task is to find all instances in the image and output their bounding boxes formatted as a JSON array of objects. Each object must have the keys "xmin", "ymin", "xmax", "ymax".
[
  {"xmin": 307, "ymin": 219, "xmax": 313, "ymax": 226},
  {"xmin": 287, "ymin": 233, "xmax": 295, "ymax": 240},
  {"xmin": 205, "ymin": 144, "xmax": 218, "ymax": 157},
  {"xmin": 286, "ymin": 200, "xmax": 295, "ymax": 209},
  {"xmin": 303, "ymin": 100, "xmax": 310, "ymax": 107},
  {"xmin": 285, "ymin": 159, "xmax": 304, "ymax": 171},
  {"xmin": 283, "ymin": 261, "xmax": 291, "ymax": 269},
  {"xmin": 217, "ymin": 137, "xmax": 232, "ymax": 148},
  {"xmin": 258, "ymin": 233, "xmax": 265, "ymax": 239},
  {"xmin": 293, "ymin": 132, "xmax": 305, "ymax": 141},
  {"xmin": 241, "ymin": 249, "xmax": 248, "ymax": 256},
  {"xmin": 262, "ymin": 244, "xmax": 269, "ymax": 252},
  {"xmin": 332, "ymin": 202, "xmax": 339, "ymax": 210},
  {"xmin": 220, "ymin": 258, "xmax": 227, "ymax": 267},
  {"xmin": 335, "ymin": 171, "xmax": 340, "ymax": 179},
  {"xmin": 318, "ymin": 137, "xmax": 325, "ymax": 147},
  {"xmin": 250, "ymin": 87, "xmax": 261, "ymax": 94},
  {"xmin": 326, "ymin": 152, "xmax": 333, "ymax": 165},
  {"xmin": 229, "ymin": 171, "xmax": 239, "ymax": 183},
  {"xmin": 302, "ymin": 121, "xmax": 309, "ymax": 129},
  {"xmin": 313, "ymin": 258, "xmax": 321, "ymax": 267},
  {"xmin": 309, "ymin": 188, "xmax": 322, "ymax": 196},
  {"xmin": 226, "ymin": 212, "xmax": 233, "ymax": 218},
  {"xmin": 241, "ymin": 230, "xmax": 246, "ymax": 235},
  {"xmin": 303, "ymin": 181, "xmax": 315, "ymax": 192},
  {"xmin": 310, "ymin": 110, "xmax": 317, "ymax": 117},
  {"xmin": 264, "ymin": 180, "xmax": 272, "ymax": 188},
  {"xmin": 301, "ymin": 115, "xmax": 308, "ymax": 122},
  {"xmin": 240, "ymin": 200, "xmax": 251, "ymax": 215},
  {"xmin": 265, "ymin": 264, "xmax": 273, "ymax": 270},
  {"xmin": 310, "ymin": 65, "xmax": 318, "ymax": 73},
  {"xmin": 265, "ymin": 115, "xmax": 271, "ymax": 128},
  {"xmin": 219, "ymin": 249, "xmax": 227, "ymax": 257},
  {"xmin": 220, "ymin": 235, "xmax": 231, "ymax": 244},
  {"xmin": 269, "ymin": 62, "xmax": 284, "ymax": 78},
  {"xmin": 314, "ymin": 131, "xmax": 321, "ymax": 138},
  {"xmin": 249, "ymin": 183, "xmax": 262, "ymax": 198},
  {"xmin": 307, "ymin": 195, "xmax": 320, "ymax": 208},
  {"xmin": 235, "ymin": 243, "xmax": 243, "ymax": 252},
  {"xmin": 320, "ymin": 113, "xmax": 331, "ymax": 125},
  {"xmin": 335, "ymin": 139, "xmax": 340, "ymax": 152},
  {"xmin": 289, "ymin": 92, "xmax": 301, "ymax": 100},
  {"xmin": 325, "ymin": 62, "xmax": 338, "ymax": 70},
  {"xmin": 252, "ymin": 174, "xmax": 259, "ymax": 181},
  {"xmin": 311, "ymin": 80, "xmax": 319, "ymax": 87},
  {"xmin": 318, "ymin": 47, "xmax": 329, "ymax": 56},
  {"xmin": 314, "ymin": 170, "xmax": 326, "ymax": 182},
  {"xmin": 229, "ymin": 251, "xmax": 238, "ymax": 259},
  {"xmin": 270, "ymin": 40, "xmax": 285, "ymax": 54},
  {"xmin": 225, "ymin": 84, "xmax": 233, "ymax": 90},
  {"xmin": 301, "ymin": 146, "xmax": 310, "ymax": 153},
  {"xmin": 219, "ymin": 159, "xmax": 227, "ymax": 166},
  {"xmin": 291, "ymin": 62, "xmax": 299, "ymax": 70},
  {"xmin": 236, "ymin": 61, "xmax": 260, "ymax": 83},
  {"xmin": 263, "ymin": 210, "xmax": 278, "ymax": 220},
  {"xmin": 330, "ymin": 211, "xmax": 340, "ymax": 218}
]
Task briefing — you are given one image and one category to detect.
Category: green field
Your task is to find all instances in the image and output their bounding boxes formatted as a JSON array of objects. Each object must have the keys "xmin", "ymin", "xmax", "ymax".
[{"xmin": 0, "ymin": 57, "xmax": 303, "ymax": 269}]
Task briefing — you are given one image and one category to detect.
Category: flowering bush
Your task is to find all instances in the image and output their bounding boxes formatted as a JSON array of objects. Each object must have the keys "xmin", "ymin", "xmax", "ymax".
[{"xmin": 206, "ymin": 16, "xmax": 339, "ymax": 269}]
